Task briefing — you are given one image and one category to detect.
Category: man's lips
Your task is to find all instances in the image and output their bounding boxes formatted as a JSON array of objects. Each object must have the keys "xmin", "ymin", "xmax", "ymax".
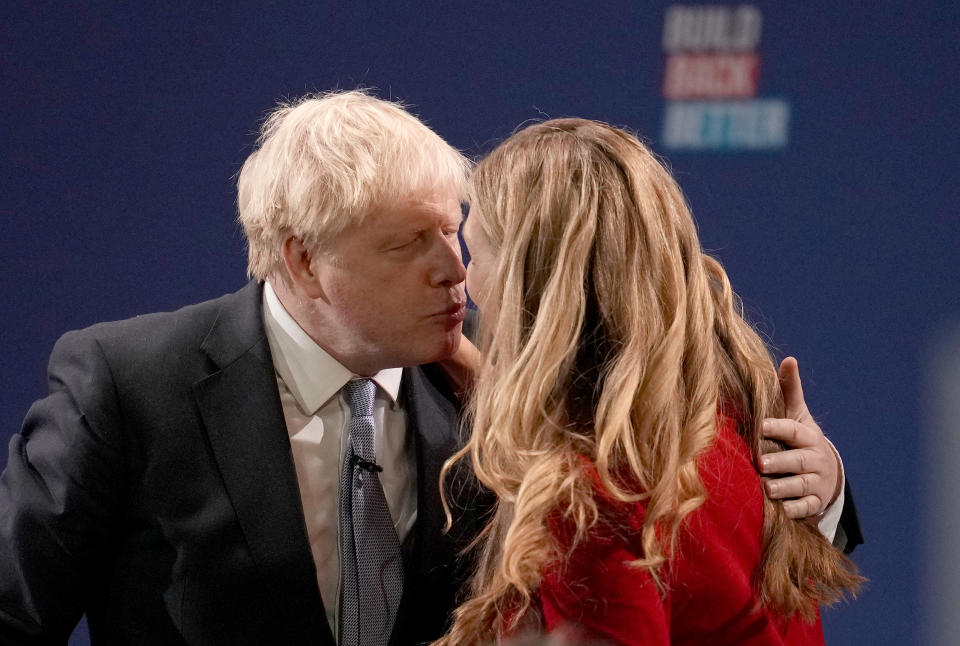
[{"xmin": 432, "ymin": 302, "xmax": 466, "ymax": 324}]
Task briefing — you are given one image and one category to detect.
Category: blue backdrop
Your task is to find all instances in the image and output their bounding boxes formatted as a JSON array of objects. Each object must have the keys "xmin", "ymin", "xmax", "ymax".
[{"xmin": 3, "ymin": 3, "xmax": 958, "ymax": 644}]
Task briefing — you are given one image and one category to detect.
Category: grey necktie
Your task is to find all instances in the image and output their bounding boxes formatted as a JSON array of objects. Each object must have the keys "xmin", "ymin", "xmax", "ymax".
[{"xmin": 338, "ymin": 378, "xmax": 404, "ymax": 646}]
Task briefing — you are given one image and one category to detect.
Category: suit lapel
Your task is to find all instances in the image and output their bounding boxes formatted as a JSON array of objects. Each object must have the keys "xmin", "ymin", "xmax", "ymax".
[
  {"xmin": 403, "ymin": 363, "xmax": 463, "ymax": 578},
  {"xmin": 393, "ymin": 363, "xmax": 492, "ymax": 645},
  {"xmin": 191, "ymin": 282, "xmax": 335, "ymax": 645}
]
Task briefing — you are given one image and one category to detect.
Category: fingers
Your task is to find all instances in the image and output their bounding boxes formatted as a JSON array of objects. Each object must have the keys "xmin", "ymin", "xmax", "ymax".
[
  {"xmin": 759, "ymin": 446, "xmax": 833, "ymax": 517},
  {"xmin": 759, "ymin": 446, "xmax": 831, "ymax": 479},
  {"xmin": 764, "ymin": 473, "xmax": 817, "ymax": 500},
  {"xmin": 778, "ymin": 356, "xmax": 810, "ymax": 420},
  {"xmin": 781, "ymin": 495, "xmax": 823, "ymax": 520},
  {"xmin": 761, "ymin": 418, "xmax": 819, "ymax": 451}
]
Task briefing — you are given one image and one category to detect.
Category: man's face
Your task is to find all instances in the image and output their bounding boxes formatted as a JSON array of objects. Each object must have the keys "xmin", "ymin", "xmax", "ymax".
[{"xmin": 311, "ymin": 191, "xmax": 467, "ymax": 374}]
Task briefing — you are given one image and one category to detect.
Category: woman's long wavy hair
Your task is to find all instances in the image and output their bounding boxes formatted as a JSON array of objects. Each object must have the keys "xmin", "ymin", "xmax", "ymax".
[{"xmin": 435, "ymin": 119, "xmax": 861, "ymax": 645}]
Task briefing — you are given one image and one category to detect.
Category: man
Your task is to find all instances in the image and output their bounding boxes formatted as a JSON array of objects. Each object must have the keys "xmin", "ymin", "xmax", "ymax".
[{"xmin": 0, "ymin": 90, "xmax": 858, "ymax": 645}]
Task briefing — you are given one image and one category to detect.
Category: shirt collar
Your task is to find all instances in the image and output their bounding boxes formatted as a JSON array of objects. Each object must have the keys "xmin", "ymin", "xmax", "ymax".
[{"xmin": 262, "ymin": 281, "xmax": 402, "ymax": 415}]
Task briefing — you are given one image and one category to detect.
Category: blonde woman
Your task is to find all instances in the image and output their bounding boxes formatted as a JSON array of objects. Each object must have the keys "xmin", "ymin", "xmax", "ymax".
[{"xmin": 436, "ymin": 119, "xmax": 862, "ymax": 645}]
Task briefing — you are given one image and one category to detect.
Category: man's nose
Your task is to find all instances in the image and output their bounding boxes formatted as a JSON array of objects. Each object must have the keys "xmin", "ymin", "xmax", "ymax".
[{"xmin": 429, "ymin": 236, "xmax": 467, "ymax": 287}]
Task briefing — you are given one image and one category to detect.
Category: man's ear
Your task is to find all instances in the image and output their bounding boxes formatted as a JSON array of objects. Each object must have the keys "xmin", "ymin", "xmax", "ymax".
[{"xmin": 281, "ymin": 236, "xmax": 325, "ymax": 299}]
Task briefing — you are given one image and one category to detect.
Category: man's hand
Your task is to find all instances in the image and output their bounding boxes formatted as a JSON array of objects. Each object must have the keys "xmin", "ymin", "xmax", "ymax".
[
  {"xmin": 759, "ymin": 357, "xmax": 843, "ymax": 520},
  {"xmin": 437, "ymin": 334, "xmax": 481, "ymax": 396}
]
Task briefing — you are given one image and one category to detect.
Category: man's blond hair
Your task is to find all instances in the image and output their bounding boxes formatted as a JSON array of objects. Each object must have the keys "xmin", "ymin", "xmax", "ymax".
[{"xmin": 237, "ymin": 90, "xmax": 470, "ymax": 280}]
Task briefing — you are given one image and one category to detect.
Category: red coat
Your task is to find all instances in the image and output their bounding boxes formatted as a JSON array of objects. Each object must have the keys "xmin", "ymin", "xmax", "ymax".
[{"xmin": 540, "ymin": 417, "xmax": 824, "ymax": 645}]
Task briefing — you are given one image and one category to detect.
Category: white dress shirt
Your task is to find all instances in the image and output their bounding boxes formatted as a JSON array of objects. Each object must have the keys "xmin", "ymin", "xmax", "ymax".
[
  {"xmin": 261, "ymin": 281, "xmax": 417, "ymax": 637},
  {"xmin": 819, "ymin": 440, "xmax": 845, "ymax": 543}
]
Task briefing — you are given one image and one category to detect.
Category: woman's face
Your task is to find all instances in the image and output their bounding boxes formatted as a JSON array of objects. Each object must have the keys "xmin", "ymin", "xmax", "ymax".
[{"xmin": 462, "ymin": 206, "xmax": 496, "ymax": 312}]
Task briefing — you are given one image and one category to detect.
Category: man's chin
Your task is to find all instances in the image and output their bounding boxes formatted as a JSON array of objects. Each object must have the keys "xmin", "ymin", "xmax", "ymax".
[
  {"xmin": 391, "ymin": 324, "xmax": 464, "ymax": 368},
  {"xmin": 424, "ymin": 327, "xmax": 463, "ymax": 363}
]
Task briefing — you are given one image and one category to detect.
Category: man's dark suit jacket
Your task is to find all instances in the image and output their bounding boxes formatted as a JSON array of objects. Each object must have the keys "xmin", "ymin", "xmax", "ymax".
[{"xmin": 0, "ymin": 281, "xmax": 487, "ymax": 645}]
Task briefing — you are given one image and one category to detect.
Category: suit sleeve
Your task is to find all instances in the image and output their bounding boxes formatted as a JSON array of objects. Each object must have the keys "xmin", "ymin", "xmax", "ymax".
[
  {"xmin": 834, "ymin": 480, "xmax": 863, "ymax": 554},
  {"xmin": 0, "ymin": 329, "xmax": 126, "ymax": 643}
]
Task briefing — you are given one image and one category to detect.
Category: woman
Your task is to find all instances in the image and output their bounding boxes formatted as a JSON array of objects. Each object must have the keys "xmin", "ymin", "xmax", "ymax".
[{"xmin": 436, "ymin": 119, "xmax": 861, "ymax": 645}]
